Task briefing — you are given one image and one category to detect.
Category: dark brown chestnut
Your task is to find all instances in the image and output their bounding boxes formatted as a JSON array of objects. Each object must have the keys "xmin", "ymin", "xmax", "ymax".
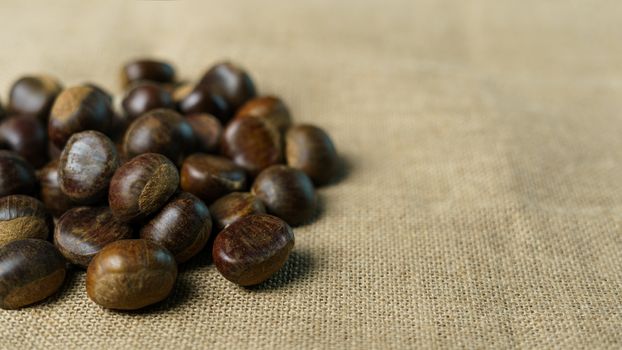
[
  {"xmin": 8, "ymin": 75, "xmax": 63, "ymax": 121},
  {"xmin": 37, "ymin": 159, "xmax": 75, "ymax": 217},
  {"xmin": 86, "ymin": 239, "xmax": 177, "ymax": 310},
  {"xmin": 235, "ymin": 96, "xmax": 291, "ymax": 133},
  {"xmin": 0, "ymin": 100, "xmax": 5, "ymax": 119},
  {"xmin": 0, "ymin": 116, "xmax": 48, "ymax": 168},
  {"xmin": 109, "ymin": 153, "xmax": 179, "ymax": 222},
  {"xmin": 48, "ymin": 86, "xmax": 114, "ymax": 148},
  {"xmin": 199, "ymin": 61, "xmax": 257, "ymax": 114},
  {"xmin": 59, "ymin": 131, "xmax": 119, "ymax": 204},
  {"xmin": 0, "ymin": 195, "xmax": 50, "ymax": 246},
  {"xmin": 122, "ymin": 108, "xmax": 195, "ymax": 164},
  {"xmin": 140, "ymin": 192, "xmax": 212, "ymax": 263},
  {"xmin": 212, "ymin": 214, "xmax": 294, "ymax": 286},
  {"xmin": 221, "ymin": 116, "xmax": 283, "ymax": 176},
  {"xmin": 122, "ymin": 82, "xmax": 175, "ymax": 121},
  {"xmin": 0, "ymin": 150, "xmax": 37, "ymax": 197},
  {"xmin": 121, "ymin": 59, "xmax": 175, "ymax": 88},
  {"xmin": 178, "ymin": 84, "xmax": 230, "ymax": 122},
  {"xmin": 251, "ymin": 165, "xmax": 316, "ymax": 226},
  {"xmin": 186, "ymin": 113, "xmax": 223, "ymax": 153},
  {"xmin": 0, "ymin": 239, "xmax": 66, "ymax": 309},
  {"xmin": 172, "ymin": 82, "xmax": 193, "ymax": 106},
  {"xmin": 54, "ymin": 207, "xmax": 133, "ymax": 267},
  {"xmin": 180, "ymin": 154, "xmax": 247, "ymax": 203},
  {"xmin": 285, "ymin": 124, "xmax": 339, "ymax": 185},
  {"xmin": 209, "ymin": 192, "xmax": 266, "ymax": 230}
]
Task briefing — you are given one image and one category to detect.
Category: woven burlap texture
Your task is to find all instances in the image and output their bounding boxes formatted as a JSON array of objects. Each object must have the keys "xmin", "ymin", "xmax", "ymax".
[{"xmin": 1, "ymin": 0, "xmax": 621, "ymax": 349}]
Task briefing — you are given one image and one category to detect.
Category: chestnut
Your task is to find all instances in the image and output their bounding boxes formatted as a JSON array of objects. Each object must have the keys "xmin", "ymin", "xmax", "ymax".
[
  {"xmin": 86, "ymin": 239, "xmax": 177, "ymax": 310},
  {"xmin": 122, "ymin": 108, "xmax": 195, "ymax": 164},
  {"xmin": 48, "ymin": 86, "xmax": 114, "ymax": 148},
  {"xmin": 251, "ymin": 165, "xmax": 316, "ymax": 226},
  {"xmin": 37, "ymin": 159, "xmax": 75, "ymax": 217},
  {"xmin": 121, "ymin": 59, "xmax": 176, "ymax": 88},
  {"xmin": 235, "ymin": 96, "xmax": 291, "ymax": 133},
  {"xmin": 212, "ymin": 214, "xmax": 294, "ymax": 286},
  {"xmin": 172, "ymin": 82, "xmax": 194, "ymax": 106},
  {"xmin": 209, "ymin": 192, "xmax": 266, "ymax": 230},
  {"xmin": 199, "ymin": 61, "xmax": 257, "ymax": 114},
  {"xmin": 0, "ymin": 195, "xmax": 50, "ymax": 246},
  {"xmin": 186, "ymin": 113, "xmax": 223, "ymax": 153},
  {"xmin": 178, "ymin": 84, "xmax": 230, "ymax": 122},
  {"xmin": 0, "ymin": 239, "xmax": 66, "ymax": 309},
  {"xmin": 0, "ymin": 100, "xmax": 5, "ymax": 119},
  {"xmin": 180, "ymin": 154, "xmax": 247, "ymax": 203},
  {"xmin": 59, "ymin": 131, "xmax": 119, "ymax": 204},
  {"xmin": 82, "ymin": 82, "xmax": 113, "ymax": 103},
  {"xmin": 140, "ymin": 192, "xmax": 212, "ymax": 263},
  {"xmin": 285, "ymin": 124, "xmax": 339, "ymax": 185},
  {"xmin": 0, "ymin": 115, "xmax": 48, "ymax": 168},
  {"xmin": 109, "ymin": 153, "xmax": 179, "ymax": 222},
  {"xmin": 8, "ymin": 75, "xmax": 63, "ymax": 121},
  {"xmin": 0, "ymin": 150, "xmax": 37, "ymax": 197},
  {"xmin": 54, "ymin": 207, "xmax": 133, "ymax": 267},
  {"xmin": 122, "ymin": 82, "xmax": 175, "ymax": 121}
]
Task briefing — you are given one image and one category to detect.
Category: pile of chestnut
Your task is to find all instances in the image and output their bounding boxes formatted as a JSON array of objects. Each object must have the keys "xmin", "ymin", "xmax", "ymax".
[{"xmin": 0, "ymin": 59, "xmax": 338, "ymax": 310}]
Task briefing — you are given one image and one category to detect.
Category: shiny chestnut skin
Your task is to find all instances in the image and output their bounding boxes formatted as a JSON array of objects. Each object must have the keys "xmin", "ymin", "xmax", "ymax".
[
  {"xmin": 0, "ymin": 239, "xmax": 66, "ymax": 309},
  {"xmin": 235, "ymin": 96, "xmax": 291, "ymax": 133},
  {"xmin": 0, "ymin": 195, "xmax": 50, "ymax": 246},
  {"xmin": 140, "ymin": 192, "xmax": 212, "ymax": 263},
  {"xmin": 285, "ymin": 124, "xmax": 339, "ymax": 185},
  {"xmin": 0, "ymin": 150, "xmax": 37, "ymax": 197},
  {"xmin": 8, "ymin": 75, "xmax": 63, "ymax": 121},
  {"xmin": 48, "ymin": 86, "xmax": 114, "ymax": 148},
  {"xmin": 123, "ymin": 108, "xmax": 195, "ymax": 164},
  {"xmin": 37, "ymin": 159, "xmax": 75, "ymax": 217},
  {"xmin": 221, "ymin": 116, "xmax": 283, "ymax": 176},
  {"xmin": 121, "ymin": 59, "xmax": 176, "ymax": 88},
  {"xmin": 172, "ymin": 82, "xmax": 193, "ymax": 106},
  {"xmin": 59, "ymin": 131, "xmax": 119, "ymax": 204},
  {"xmin": 213, "ymin": 214, "xmax": 294, "ymax": 286},
  {"xmin": 86, "ymin": 239, "xmax": 177, "ymax": 310},
  {"xmin": 252, "ymin": 165, "xmax": 316, "ymax": 226},
  {"xmin": 180, "ymin": 154, "xmax": 247, "ymax": 204},
  {"xmin": 186, "ymin": 113, "xmax": 223, "ymax": 153},
  {"xmin": 0, "ymin": 116, "xmax": 48, "ymax": 168},
  {"xmin": 178, "ymin": 84, "xmax": 230, "ymax": 122},
  {"xmin": 122, "ymin": 82, "xmax": 175, "ymax": 121},
  {"xmin": 54, "ymin": 207, "xmax": 133, "ymax": 267},
  {"xmin": 209, "ymin": 192, "xmax": 266, "ymax": 230},
  {"xmin": 109, "ymin": 153, "xmax": 179, "ymax": 223},
  {"xmin": 199, "ymin": 62, "xmax": 257, "ymax": 115}
]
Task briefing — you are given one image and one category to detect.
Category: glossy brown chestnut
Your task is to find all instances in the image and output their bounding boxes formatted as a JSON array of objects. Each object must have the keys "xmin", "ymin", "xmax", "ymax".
[
  {"xmin": 178, "ymin": 84, "xmax": 230, "ymax": 122},
  {"xmin": 86, "ymin": 239, "xmax": 177, "ymax": 310},
  {"xmin": 286, "ymin": 124, "xmax": 339, "ymax": 185},
  {"xmin": 37, "ymin": 159, "xmax": 75, "ymax": 217},
  {"xmin": 221, "ymin": 116, "xmax": 283, "ymax": 176},
  {"xmin": 0, "ymin": 195, "xmax": 50, "ymax": 246},
  {"xmin": 121, "ymin": 59, "xmax": 176, "ymax": 88},
  {"xmin": 235, "ymin": 96, "xmax": 292, "ymax": 133},
  {"xmin": 0, "ymin": 239, "xmax": 66, "ymax": 309},
  {"xmin": 209, "ymin": 192, "xmax": 266, "ymax": 230},
  {"xmin": 82, "ymin": 82, "xmax": 113, "ymax": 103},
  {"xmin": 199, "ymin": 62, "xmax": 257, "ymax": 114},
  {"xmin": 172, "ymin": 82, "xmax": 193, "ymax": 106},
  {"xmin": 186, "ymin": 113, "xmax": 223, "ymax": 153},
  {"xmin": 48, "ymin": 86, "xmax": 114, "ymax": 148},
  {"xmin": 122, "ymin": 82, "xmax": 175, "ymax": 121},
  {"xmin": 0, "ymin": 116, "xmax": 48, "ymax": 168},
  {"xmin": 140, "ymin": 192, "xmax": 212, "ymax": 263},
  {"xmin": 0, "ymin": 100, "xmax": 5, "ymax": 119},
  {"xmin": 54, "ymin": 207, "xmax": 133, "ymax": 267},
  {"xmin": 0, "ymin": 150, "xmax": 37, "ymax": 197},
  {"xmin": 59, "ymin": 131, "xmax": 119, "ymax": 204},
  {"xmin": 212, "ymin": 214, "xmax": 294, "ymax": 286},
  {"xmin": 122, "ymin": 108, "xmax": 195, "ymax": 164},
  {"xmin": 180, "ymin": 154, "xmax": 247, "ymax": 203},
  {"xmin": 252, "ymin": 165, "xmax": 316, "ymax": 226},
  {"xmin": 8, "ymin": 75, "xmax": 63, "ymax": 121},
  {"xmin": 109, "ymin": 153, "xmax": 179, "ymax": 222}
]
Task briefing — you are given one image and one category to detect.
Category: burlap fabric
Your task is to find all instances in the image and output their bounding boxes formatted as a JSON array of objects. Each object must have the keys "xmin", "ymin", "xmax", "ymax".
[{"xmin": 0, "ymin": 1, "xmax": 621, "ymax": 348}]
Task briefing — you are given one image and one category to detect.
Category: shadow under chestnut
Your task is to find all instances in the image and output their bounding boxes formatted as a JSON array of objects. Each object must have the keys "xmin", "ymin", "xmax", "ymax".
[{"xmin": 246, "ymin": 249, "xmax": 315, "ymax": 292}]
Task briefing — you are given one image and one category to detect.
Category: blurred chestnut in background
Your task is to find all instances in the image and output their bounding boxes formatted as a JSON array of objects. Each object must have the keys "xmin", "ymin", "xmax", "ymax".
[
  {"xmin": 178, "ymin": 84, "xmax": 230, "ymax": 122},
  {"xmin": 37, "ymin": 159, "xmax": 75, "ymax": 217},
  {"xmin": 122, "ymin": 82, "xmax": 175, "ymax": 121},
  {"xmin": 0, "ymin": 195, "xmax": 50, "ymax": 246},
  {"xmin": 0, "ymin": 150, "xmax": 37, "ymax": 197},
  {"xmin": 235, "ymin": 96, "xmax": 291, "ymax": 133},
  {"xmin": 121, "ymin": 59, "xmax": 175, "ymax": 88},
  {"xmin": 186, "ymin": 113, "xmax": 223, "ymax": 153},
  {"xmin": 199, "ymin": 61, "xmax": 256, "ymax": 115},
  {"xmin": 180, "ymin": 154, "xmax": 247, "ymax": 204},
  {"xmin": 0, "ymin": 116, "xmax": 48, "ymax": 168},
  {"xmin": 8, "ymin": 75, "xmax": 63, "ymax": 122},
  {"xmin": 285, "ymin": 124, "xmax": 339, "ymax": 185},
  {"xmin": 209, "ymin": 192, "xmax": 266, "ymax": 230}
]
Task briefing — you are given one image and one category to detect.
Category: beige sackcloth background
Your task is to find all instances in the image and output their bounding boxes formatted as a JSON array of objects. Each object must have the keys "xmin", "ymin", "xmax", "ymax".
[{"xmin": 1, "ymin": 0, "xmax": 621, "ymax": 348}]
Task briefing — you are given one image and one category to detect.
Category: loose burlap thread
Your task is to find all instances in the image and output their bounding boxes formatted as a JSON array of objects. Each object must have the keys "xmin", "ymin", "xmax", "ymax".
[{"xmin": 0, "ymin": 0, "xmax": 621, "ymax": 349}]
